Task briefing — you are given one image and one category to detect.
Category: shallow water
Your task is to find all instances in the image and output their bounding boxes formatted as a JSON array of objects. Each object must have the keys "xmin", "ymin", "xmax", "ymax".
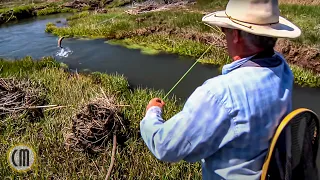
[{"xmin": 0, "ymin": 14, "xmax": 319, "ymax": 115}]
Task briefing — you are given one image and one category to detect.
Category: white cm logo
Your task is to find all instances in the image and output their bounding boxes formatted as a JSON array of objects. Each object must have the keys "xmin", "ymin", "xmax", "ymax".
[{"xmin": 7, "ymin": 144, "xmax": 36, "ymax": 172}]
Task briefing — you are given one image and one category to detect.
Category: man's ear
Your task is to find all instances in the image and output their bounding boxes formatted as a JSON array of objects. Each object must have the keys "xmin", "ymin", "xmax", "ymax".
[{"xmin": 232, "ymin": 29, "xmax": 240, "ymax": 44}]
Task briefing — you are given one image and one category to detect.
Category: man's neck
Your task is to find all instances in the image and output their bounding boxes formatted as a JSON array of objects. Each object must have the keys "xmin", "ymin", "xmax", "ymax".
[{"xmin": 232, "ymin": 48, "xmax": 274, "ymax": 61}]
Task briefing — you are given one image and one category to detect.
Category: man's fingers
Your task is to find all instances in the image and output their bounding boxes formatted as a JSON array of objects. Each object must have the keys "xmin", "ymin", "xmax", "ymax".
[
  {"xmin": 148, "ymin": 98, "xmax": 165, "ymax": 106},
  {"xmin": 155, "ymin": 98, "xmax": 165, "ymax": 105}
]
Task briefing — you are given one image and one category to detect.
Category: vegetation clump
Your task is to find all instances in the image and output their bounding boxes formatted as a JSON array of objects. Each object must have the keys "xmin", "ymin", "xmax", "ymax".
[
  {"xmin": 36, "ymin": 6, "xmax": 74, "ymax": 16},
  {"xmin": 0, "ymin": 78, "xmax": 47, "ymax": 121},
  {"xmin": 0, "ymin": 5, "xmax": 35, "ymax": 24},
  {"xmin": 65, "ymin": 95, "xmax": 127, "ymax": 153}
]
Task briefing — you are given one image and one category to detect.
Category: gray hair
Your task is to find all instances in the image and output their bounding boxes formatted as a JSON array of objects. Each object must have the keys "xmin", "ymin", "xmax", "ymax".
[{"xmin": 239, "ymin": 30, "xmax": 278, "ymax": 50}]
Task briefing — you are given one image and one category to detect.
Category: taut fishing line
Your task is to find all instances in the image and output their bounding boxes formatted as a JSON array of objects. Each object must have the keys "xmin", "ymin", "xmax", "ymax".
[
  {"xmin": 163, "ymin": 24, "xmax": 224, "ymax": 100},
  {"xmin": 163, "ymin": 44, "xmax": 213, "ymax": 100}
]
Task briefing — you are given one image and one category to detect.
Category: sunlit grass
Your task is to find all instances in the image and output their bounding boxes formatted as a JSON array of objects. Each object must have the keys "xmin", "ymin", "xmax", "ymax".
[
  {"xmin": 290, "ymin": 64, "xmax": 320, "ymax": 87},
  {"xmin": 279, "ymin": 4, "xmax": 320, "ymax": 46},
  {"xmin": 106, "ymin": 0, "xmax": 132, "ymax": 9},
  {"xmin": 37, "ymin": 6, "xmax": 75, "ymax": 16},
  {"xmin": 108, "ymin": 39, "xmax": 160, "ymax": 55},
  {"xmin": 0, "ymin": 2, "xmax": 75, "ymax": 24},
  {"xmin": 279, "ymin": 0, "xmax": 320, "ymax": 5},
  {"xmin": 0, "ymin": 57, "xmax": 202, "ymax": 179}
]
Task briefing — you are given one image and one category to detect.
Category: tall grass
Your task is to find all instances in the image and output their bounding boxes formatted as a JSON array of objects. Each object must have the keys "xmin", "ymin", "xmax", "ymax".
[
  {"xmin": 0, "ymin": 5, "xmax": 35, "ymax": 23},
  {"xmin": 193, "ymin": 0, "xmax": 227, "ymax": 11},
  {"xmin": 290, "ymin": 64, "xmax": 320, "ymax": 87},
  {"xmin": 46, "ymin": 10, "xmax": 212, "ymax": 37},
  {"xmin": 279, "ymin": 0, "xmax": 320, "ymax": 5},
  {"xmin": 0, "ymin": 57, "xmax": 201, "ymax": 179},
  {"xmin": 0, "ymin": 2, "xmax": 75, "ymax": 24},
  {"xmin": 108, "ymin": 34, "xmax": 230, "ymax": 65},
  {"xmin": 37, "ymin": 6, "xmax": 75, "ymax": 16},
  {"xmin": 280, "ymin": 4, "xmax": 320, "ymax": 46}
]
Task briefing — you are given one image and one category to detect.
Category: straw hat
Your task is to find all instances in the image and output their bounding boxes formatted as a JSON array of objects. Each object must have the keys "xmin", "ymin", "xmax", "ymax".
[{"xmin": 202, "ymin": 0, "xmax": 301, "ymax": 38}]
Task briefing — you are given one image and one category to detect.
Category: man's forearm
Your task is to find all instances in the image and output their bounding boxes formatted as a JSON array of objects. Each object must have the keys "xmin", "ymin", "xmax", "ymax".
[{"xmin": 140, "ymin": 106, "xmax": 189, "ymax": 162}]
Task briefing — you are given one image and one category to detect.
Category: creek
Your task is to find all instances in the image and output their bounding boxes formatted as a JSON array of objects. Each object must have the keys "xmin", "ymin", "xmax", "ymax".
[{"xmin": 0, "ymin": 14, "xmax": 319, "ymax": 114}]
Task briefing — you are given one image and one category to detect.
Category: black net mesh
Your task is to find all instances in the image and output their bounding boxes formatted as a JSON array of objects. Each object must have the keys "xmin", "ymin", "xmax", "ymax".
[{"xmin": 266, "ymin": 111, "xmax": 319, "ymax": 180}]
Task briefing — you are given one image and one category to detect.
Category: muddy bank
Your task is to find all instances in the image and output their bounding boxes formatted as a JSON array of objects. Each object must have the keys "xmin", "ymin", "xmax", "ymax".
[
  {"xmin": 63, "ymin": 0, "xmax": 108, "ymax": 11},
  {"xmin": 125, "ymin": 0, "xmax": 195, "ymax": 15},
  {"xmin": 108, "ymin": 21, "xmax": 226, "ymax": 49},
  {"xmin": 107, "ymin": 22, "xmax": 319, "ymax": 74},
  {"xmin": 275, "ymin": 39, "xmax": 320, "ymax": 74}
]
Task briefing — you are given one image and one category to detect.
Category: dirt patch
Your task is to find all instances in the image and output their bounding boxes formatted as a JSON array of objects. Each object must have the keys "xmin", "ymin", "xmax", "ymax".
[
  {"xmin": 65, "ymin": 95, "xmax": 128, "ymax": 153},
  {"xmin": 110, "ymin": 24, "xmax": 226, "ymax": 49},
  {"xmin": 0, "ymin": 78, "xmax": 47, "ymax": 121},
  {"xmin": 275, "ymin": 39, "xmax": 320, "ymax": 73},
  {"xmin": 110, "ymin": 19, "xmax": 319, "ymax": 74},
  {"xmin": 126, "ymin": 0, "xmax": 194, "ymax": 15},
  {"xmin": 64, "ymin": 0, "xmax": 97, "ymax": 9},
  {"xmin": 177, "ymin": 31, "xmax": 226, "ymax": 49},
  {"xmin": 63, "ymin": 0, "xmax": 108, "ymax": 11}
]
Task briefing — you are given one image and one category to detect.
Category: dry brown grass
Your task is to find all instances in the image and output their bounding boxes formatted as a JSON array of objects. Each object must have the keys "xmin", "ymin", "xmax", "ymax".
[
  {"xmin": 65, "ymin": 95, "xmax": 127, "ymax": 153},
  {"xmin": 279, "ymin": 0, "xmax": 320, "ymax": 5},
  {"xmin": 0, "ymin": 78, "xmax": 47, "ymax": 120}
]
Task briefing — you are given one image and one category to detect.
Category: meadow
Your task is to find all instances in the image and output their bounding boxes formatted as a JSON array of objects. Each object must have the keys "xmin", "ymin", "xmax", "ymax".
[
  {"xmin": 46, "ymin": 0, "xmax": 320, "ymax": 87},
  {"xmin": 1, "ymin": 0, "xmax": 320, "ymax": 179}
]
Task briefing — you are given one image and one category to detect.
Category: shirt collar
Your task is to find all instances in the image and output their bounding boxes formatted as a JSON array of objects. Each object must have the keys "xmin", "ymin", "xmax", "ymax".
[{"xmin": 222, "ymin": 55, "xmax": 256, "ymax": 75}]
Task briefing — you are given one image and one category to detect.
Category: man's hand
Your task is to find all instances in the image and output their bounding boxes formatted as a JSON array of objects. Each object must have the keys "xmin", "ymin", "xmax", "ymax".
[{"xmin": 146, "ymin": 98, "xmax": 165, "ymax": 111}]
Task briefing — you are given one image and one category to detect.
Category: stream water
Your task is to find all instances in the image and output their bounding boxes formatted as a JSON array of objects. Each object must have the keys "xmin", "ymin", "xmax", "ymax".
[{"xmin": 0, "ymin": 14, "xmax": 319, "ymax": 115}]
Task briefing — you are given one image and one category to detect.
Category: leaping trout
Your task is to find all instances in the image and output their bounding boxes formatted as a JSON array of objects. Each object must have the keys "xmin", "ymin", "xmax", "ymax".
[{"xmin": 58, "ymin": 37, "xmax": 64, "ymax": 48}]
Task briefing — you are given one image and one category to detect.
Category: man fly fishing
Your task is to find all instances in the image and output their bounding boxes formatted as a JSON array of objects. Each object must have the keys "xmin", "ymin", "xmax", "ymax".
[{"xmin": 140, "ymin": 0, "xmax": 301, "ymax": 179}]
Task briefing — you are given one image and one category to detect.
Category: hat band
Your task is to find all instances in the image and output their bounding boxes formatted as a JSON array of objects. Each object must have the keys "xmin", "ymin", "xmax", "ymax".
[{"xmin": 214, "ymin": 12, "xmax": 279, "ymax": 29}]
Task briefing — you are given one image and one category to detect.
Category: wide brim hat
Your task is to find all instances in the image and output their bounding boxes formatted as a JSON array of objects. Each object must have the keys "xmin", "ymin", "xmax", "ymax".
[{"xmin": 202, "ymin": 0, "xmax": 301, "ymax": 38}]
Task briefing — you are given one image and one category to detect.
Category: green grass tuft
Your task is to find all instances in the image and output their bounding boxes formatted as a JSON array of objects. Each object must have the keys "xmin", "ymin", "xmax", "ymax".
[
  {"xmin": 290, "ymin": 64, "xmax": 320, "ymax": 87},
  {"xmin": 0, "ymin": 57, "xmax": 201, "ymax": 179},
  {"xmin": 106, "ymin": 0, "xmax": 132, "ymax": 8},
  {"xmin": 280, "ymin": 4, "xmax": 320, "ymax": 46},
  {"xmin": 0, "ymin": 2, "xmax": 76, "ymax": 24},
  {"xmin": 37, "ymin": 6, "xmax": 74, "ymax": 16}
]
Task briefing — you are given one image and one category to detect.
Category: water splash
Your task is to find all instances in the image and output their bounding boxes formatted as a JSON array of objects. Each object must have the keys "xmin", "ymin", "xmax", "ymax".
[{"xmin": 55, "ymin": 47, "xmax": 73, "ymax": 58}]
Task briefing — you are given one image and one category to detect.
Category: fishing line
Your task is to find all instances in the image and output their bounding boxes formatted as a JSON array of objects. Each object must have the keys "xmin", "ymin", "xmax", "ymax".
[
  {"xmin": 163, "ymin": 44, "xmax": 213, "ymax": 100},
  {"xmin": 163, "ymin": 24, "xmax": 224, "ymax": 99}
]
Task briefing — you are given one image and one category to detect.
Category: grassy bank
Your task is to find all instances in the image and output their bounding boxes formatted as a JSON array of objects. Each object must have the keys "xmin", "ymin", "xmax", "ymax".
[
  {"xmin": 0, "ymin": 2, "xmax": 77, "ymax": 24},
  {"xmin": 0, "ymin": 57, "xmax": 201, "ymax": 179},
  {"xmin": 46, "ymin": 2, "xmax": 320, "ymax": 87},
  {"xmin": 279, "ymin": 4, "xmax": 320, "ymax": 46}
]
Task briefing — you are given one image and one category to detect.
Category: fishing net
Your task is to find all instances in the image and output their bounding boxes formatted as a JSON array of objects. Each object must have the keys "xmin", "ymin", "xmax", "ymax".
[
  {"xmin": 265, "ymin": 110, "xmax": 319, "ymax": 180},
  {"xmin": 65, "ymin": 95, "xmax": 127, "ymax": 153}
]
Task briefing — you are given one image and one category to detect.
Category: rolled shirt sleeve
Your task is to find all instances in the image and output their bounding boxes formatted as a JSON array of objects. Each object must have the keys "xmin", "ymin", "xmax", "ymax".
[{"xmin": 140, "ymin": 82, "xmax": 232, "ymax": 163}]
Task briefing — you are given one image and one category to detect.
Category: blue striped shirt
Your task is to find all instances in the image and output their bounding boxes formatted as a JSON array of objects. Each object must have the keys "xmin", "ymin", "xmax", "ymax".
[{"xmin": 140, "ymin": 51, "xmax": 293, "ymax": 179}]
